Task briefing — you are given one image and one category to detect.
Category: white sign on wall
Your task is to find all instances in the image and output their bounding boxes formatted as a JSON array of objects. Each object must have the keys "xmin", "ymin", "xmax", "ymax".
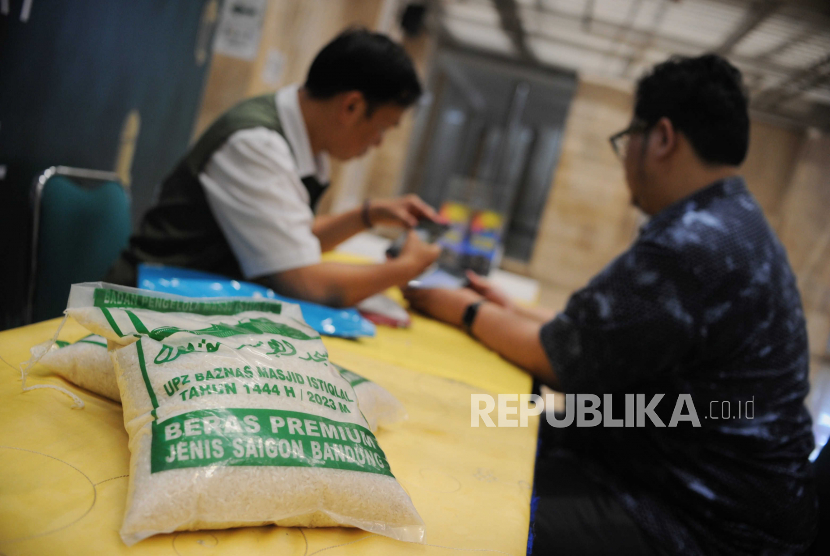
[
  {"xmin": 213, "ymin": 0, "xmax": 267, "ymax": 61},
  {"xmin": 261, "ymin": 48, "xmax": 286, "ymax": 86}
]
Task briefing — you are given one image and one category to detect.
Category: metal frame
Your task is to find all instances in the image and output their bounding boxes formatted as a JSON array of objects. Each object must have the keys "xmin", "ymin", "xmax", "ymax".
[
  {"xmin": 491, "ymin": 0, "xmax": 536, "ymax": 62},
  {"xmin": 444, "ymin": 2, "xmax": 800, "ymax": 78},
  {"xmin": 754, "ymin": 52, "xmax": 830, "ymax": 109},
  {"xmin": 28, "ymin": 166, "xmax": 124, "ymax": 324},
  {"xmin": 715, "ymin": 0, "xmax": 784, "ymax": 55},
  {"xmin": 441, "ymin": 0, "xmax": 830, "ymax": 129}
]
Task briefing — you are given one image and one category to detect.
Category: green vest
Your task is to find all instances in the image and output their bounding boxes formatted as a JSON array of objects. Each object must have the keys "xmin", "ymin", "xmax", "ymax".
[{"xmin": 107, "ymin": 93, "xmax": 328, "ymax": 286}]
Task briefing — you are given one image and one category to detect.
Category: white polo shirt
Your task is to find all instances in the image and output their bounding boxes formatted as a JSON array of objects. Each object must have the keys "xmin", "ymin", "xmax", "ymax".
[{"xmin": 199, "ymin": 84, "xmax": 330, "ymax": 279}]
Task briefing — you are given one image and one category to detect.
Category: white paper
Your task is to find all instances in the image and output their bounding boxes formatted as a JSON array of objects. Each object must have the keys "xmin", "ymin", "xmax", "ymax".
[
  {"xmin": 261, "ymin": 48, "xmax": 285, "ymax": 86},
  {"xmin": 212, "ymin": 0, "xmax": 267, "ymax": 61}
]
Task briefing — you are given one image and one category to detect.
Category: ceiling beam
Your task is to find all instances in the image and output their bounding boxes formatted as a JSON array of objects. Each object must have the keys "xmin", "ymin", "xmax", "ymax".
[
  {"xmin": 491, "ymin": 0, "xmax": 537, "ymax": 62},
  {"xmin": 444, "ymin": 6, "xmax": 797, "ymax": 78},
  {"xmin": 439, "ymin": 0, "xmax": 830, "ymax": 128},
  {"xmin": 756, "ymin": 21, "xmax": 820, "ymax": 61},
  {"xmin": 754, "ymin": 52, "xmax": 830, "ymax": 108},
  {"xmin": 716, "ymin": 0, "xmax": 784, "ymax": 55},
  {"xmin": 621, "ymin": 0, "xmax": 669, "ymax": 78},
  {"xmin": 582, "ymin": 0, "xmax": 595, "ymax": 32}
]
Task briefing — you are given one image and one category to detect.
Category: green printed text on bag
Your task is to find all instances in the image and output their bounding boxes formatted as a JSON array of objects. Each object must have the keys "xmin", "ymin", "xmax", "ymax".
[
  {"xmin": 93, "ymin": 288, "xmax": 284, "ymax": 316},
  {"xmin": 152, "ymin": 408, "xmax": 393, "ymax": 477}
]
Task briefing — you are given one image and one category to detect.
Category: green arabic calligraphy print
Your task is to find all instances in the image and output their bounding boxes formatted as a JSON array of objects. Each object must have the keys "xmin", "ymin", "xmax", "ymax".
[
  {"xmin": 148, "ymin": 317, "xmax": 319, "ymax": 342},
  {"xmin": 266, "ymin": 339, "xmax": 296, "ymax": 358}
]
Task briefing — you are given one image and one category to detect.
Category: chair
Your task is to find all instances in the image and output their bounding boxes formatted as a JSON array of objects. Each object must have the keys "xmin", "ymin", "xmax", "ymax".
[{"xmin": 28, "ymin": 166, "xmax": 131, "ymax": 323}]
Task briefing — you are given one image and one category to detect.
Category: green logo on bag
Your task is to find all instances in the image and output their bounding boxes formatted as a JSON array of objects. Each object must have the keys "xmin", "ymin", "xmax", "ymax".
[
  {"xmin": 154, "ymin": 340, "xmax": 221, "ymax": 364},
  {"xmin": 148, "ymin": 317, "xmax": 318, "ymax": 342},
  {"xmin": 265, "ymin": 339, "xmax": 296, "ymax": 357},
  {"xmin": 121, "ymin": 313, "xmax": 318, "ymax": 365}
]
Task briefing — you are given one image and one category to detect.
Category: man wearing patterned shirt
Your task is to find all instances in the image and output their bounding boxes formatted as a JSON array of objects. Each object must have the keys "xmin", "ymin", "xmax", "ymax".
[{"xmin": 406, "ymin": 54, "xmax": 817, "ymax": 554}]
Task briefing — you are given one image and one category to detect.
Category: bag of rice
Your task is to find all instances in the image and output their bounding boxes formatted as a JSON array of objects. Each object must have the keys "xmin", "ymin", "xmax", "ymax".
[
  {"xmin": 65, "ymin": 283, "xmax": 425, "ymax": 545},
  {"xmin": 334, "ymin": 364, "xmax": 407, "ymax": 432},
  {"xmin": 36, "ymin": 334, "xmax": 120, "ymax": 402},
  {"xmin": 32, "ymin": 337, "xmax": 407, "ymax": 431}
]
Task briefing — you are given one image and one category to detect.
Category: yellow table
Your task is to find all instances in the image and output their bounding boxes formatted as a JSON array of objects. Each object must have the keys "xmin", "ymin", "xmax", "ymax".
[{"xmin": 0, "ymin": 310, "xmax": 538, "ymax": 556}]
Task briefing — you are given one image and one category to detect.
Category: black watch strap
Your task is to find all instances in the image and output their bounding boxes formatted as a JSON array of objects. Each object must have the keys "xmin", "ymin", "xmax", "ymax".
[{"xmin": 462, "ymin": 301, "xmax": 484, "ymax": 335}]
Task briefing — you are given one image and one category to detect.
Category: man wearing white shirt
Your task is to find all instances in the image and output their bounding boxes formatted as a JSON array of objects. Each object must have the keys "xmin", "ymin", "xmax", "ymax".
[{"xmin": 107, "ymin": 29, "xmax": 441, "ymax": 307}]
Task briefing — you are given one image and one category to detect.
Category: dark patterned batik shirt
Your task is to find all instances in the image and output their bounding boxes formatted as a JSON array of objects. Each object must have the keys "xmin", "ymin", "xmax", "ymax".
[{"xmin": 540, "ymin": 176, "xmax": 817, "ymax": 555}]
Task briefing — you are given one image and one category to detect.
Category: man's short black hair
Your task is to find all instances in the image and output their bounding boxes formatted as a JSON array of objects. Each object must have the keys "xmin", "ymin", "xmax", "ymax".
[
  {"xmin": 305, "ymin": 28, "xmax": 422, "ymax": 115},
  {"xmin": 635, "ymin": 54, "xmax": 750, "ymax": 166}
]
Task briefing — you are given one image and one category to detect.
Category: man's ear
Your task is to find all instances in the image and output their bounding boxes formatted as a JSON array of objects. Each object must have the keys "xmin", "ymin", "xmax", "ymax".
[
  {"xmin": 652, "ymin": 117, "xmax": 677, "ymax": 160},
  {"xmin": 338, "ymin": 91, "xmax": 367, "ymax": 124}
]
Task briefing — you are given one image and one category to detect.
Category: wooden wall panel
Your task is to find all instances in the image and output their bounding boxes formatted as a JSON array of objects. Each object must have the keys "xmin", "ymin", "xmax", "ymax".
[
  {"xmin": 776, "ymin": 131, "xmax": 830, "ymax": 357},
  {"xmin": 528, "ymin": 78, "xmax": 640, "ymax": 291},
  {"xmin": 777, "ymin": 133, "xmax": 830, "ymax": 273},
  {"xmin": 193, "ymin": 57, "xmax": 256, "ymax": 137},
  {"xmin": 363, "ymin": 114, "xmax": 415, "ymax": 199},
  {"xmin": 363, "ymin": 32, "xmax": 434, "ymax": 201},
  {"xmin": 740, "ymin": 120, "xmax": 803, "ymax": 231}
]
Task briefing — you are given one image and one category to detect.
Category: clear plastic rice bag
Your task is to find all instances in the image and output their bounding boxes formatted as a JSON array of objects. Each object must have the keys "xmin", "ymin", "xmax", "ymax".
[
  {"xmin": 35, "ymin": 334, "xmax": 120, "ymax": 401},
  {"xmin": 65, "ymin": 283, "xmax": 425, "ymax": 546},
  {"xmin": 33, "ymin": 331, "xmax": 406, "ymax": 433},
  {"xmin": 334, "ymin": 364, "xmax": 408, "ymax": 432}
]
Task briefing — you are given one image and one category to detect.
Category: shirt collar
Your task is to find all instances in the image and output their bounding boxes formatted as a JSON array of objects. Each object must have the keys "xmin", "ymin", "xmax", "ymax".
[
  {"xmin": 275, "ymin": 84, "xmax": 330, "ymax": 183},
  {"xmin": 639, "ymin": 175, "xmax": 747, "ymax": 236}
]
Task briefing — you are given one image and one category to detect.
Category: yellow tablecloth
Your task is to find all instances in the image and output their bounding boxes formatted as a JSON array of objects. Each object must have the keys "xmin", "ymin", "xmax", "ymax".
[{"xmin": 0, "ymin": 308, "xmax": 538, "ymax": 555}]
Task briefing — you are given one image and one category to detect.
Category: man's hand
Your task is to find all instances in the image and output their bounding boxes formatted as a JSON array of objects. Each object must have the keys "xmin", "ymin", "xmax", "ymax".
[
  {"xmin": 397, "ymin": 230, "xmax": 441, "ymax": 278},
  {"xmin": 313, "ymin": 194, "xmax": 444, "ymax": 252},
  {"xmin": 259, "ymin": 240, "xmax": 438, "ymax": 308},
  {"xmin": 368, "ymin": 194, "xmax": 444, "ymax": 228},
  {"xmin": 403, "ymin": 286, "xmax": 482, "ymax": 327},
  {"xmin": 405, "ymin": 284, "xmax": 558, "ymax": 386},
  {"xmin": 467, "ymin": 269, "xmax": 557, "ymax": 323},
  {"xmin": 465, "ymin": 270, "xmax": 514, "ymax": 310}
]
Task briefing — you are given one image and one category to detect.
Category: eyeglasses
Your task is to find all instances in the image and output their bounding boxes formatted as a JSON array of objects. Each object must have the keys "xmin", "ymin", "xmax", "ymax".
[{"xmin": 609, "ymin": 120, "xmax": 650, "ymax": 161}]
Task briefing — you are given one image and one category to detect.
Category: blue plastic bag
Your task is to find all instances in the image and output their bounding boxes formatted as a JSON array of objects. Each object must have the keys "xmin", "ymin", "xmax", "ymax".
[{"xmin": 137, "ymin": 264, "xmax": 375, "ymax": 338}]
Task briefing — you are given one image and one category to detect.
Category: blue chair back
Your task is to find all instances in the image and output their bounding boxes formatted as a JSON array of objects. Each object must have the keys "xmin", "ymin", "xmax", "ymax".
[{"xmin": 29, "ymin": 168, "xmax": 131, "ymax": 322}]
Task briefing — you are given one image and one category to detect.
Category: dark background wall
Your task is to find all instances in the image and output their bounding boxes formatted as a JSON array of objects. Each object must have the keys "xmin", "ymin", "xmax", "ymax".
[{"xmin": 0, "ymin": 0, "xmax": 218, "ymax": 329}]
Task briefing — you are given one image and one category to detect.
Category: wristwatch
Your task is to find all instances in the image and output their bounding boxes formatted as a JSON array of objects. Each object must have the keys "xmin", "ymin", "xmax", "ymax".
[{"xmin": 462, "ymin": 301, "xmax": 484, "ymax": 336}]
